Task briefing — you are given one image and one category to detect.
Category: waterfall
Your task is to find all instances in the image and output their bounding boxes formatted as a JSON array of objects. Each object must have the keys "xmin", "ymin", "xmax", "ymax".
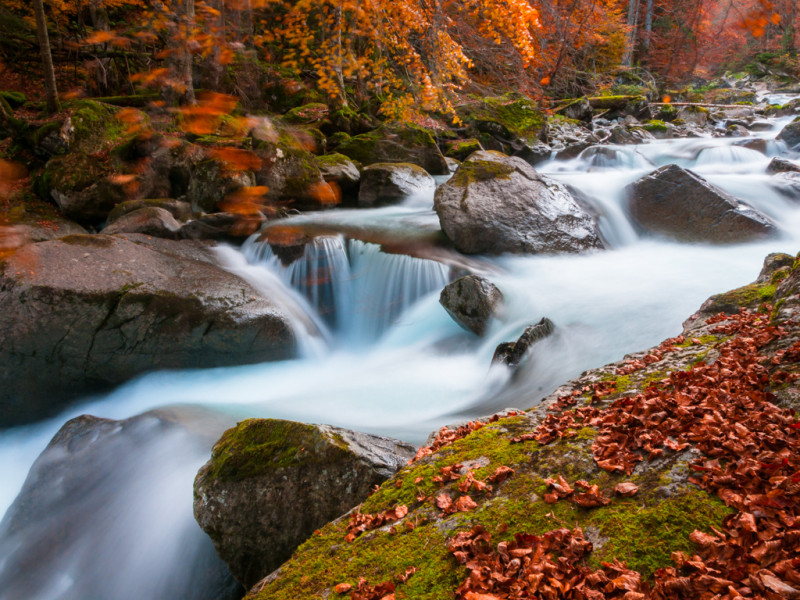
[{"xmin": 242, "ymin": 235, "xmax": 451, "ymax": 346}]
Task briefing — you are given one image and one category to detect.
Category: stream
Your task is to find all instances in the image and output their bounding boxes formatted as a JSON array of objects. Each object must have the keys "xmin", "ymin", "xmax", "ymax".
[{"xmin": 1, "ymin": 110, "xmax": 799, "ymax": 599}]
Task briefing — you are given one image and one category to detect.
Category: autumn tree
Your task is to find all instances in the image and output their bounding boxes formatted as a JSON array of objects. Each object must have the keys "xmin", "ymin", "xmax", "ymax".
[{"xmin": 32, "ymin": 0, "xmax": 60, "ymax": 113}]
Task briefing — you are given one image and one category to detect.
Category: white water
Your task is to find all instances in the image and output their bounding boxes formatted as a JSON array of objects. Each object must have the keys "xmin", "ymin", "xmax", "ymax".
[{"xmin": 1, "ymin": 112, "xmax": 800, "ymax": 599}]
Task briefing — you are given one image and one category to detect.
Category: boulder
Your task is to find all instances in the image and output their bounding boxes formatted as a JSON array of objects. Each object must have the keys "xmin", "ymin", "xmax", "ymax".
[
  {"xmin": 336, "ymin": 123, "xmax": 449, "ymax": 175},
  {"xmin": 767, "ymin": 157, "xmax": 800, "ymax": 174},
  {"xmin": 188, "ymin": 159, "xmax": 255, "ymax": 214},
  {"xmin": 315, "ymin": 153, "xmax": 361, "ymax": 197},
  {"xmin": 445, "ymin": 138, "xmax": 484, "ymax": 162},
  {"xmin": 562, "ymin": 97, "xmax": 593, "ymax": 124},
  {"xmin": 777, "ymin": 117, "xmax": 800, "ymax": 149},
  {"xmin": 0, "ymin": 234, "xmax": 296, "ymax": 426},
  {"xmin": 625, "ymin": 164, "xmax": 776, "ymax": 243},
  {"xmin": 180, "ymin": 212, "xmax": 266, "ymax": 240},
  {"xmin": 358, "ymin": 162, "xmax": 435, "ymax": 208},
  {"xmin": 434, "ymin": 151, "xmax": 603, "ymax": 255},
  {"xmin": 677, "ymin": 105, "xmax": 711, "ymax": 127},
  {"xmin": 193, "ymin": 418, "xmax": 416, "ymax": 588},
  {"xmin": 492, "ymin": 317, "xmax": 555, "ymax": 368},
  {"xmin": 102, "ymin": 206, "xmax": 182, "ymax": 238},
  {"xmin": 0, "ymin": 408, "xmax": 242, "ymax": 600},
  {"xmin": 256, "ymin": 144, "xmax": 335, "ymax": 211},
  {"xmin": 439, "ymin": 275, "xmax": 503, "ymax": 336}
]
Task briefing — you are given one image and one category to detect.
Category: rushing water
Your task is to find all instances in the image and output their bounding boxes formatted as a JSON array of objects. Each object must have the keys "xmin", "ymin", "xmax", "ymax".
[{"xmin": 1, "ymin": 113, "xmax": 799, "ymax": 599}]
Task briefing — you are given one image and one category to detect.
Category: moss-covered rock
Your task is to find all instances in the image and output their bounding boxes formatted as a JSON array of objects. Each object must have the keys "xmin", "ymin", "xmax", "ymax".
[
  {"xmin": 336, "ymin": 123, "xmax": 449, "ymax": 175},
  {"xmin": 0, "ymin": 90, "xmax": 26, "ymax": 109},
  {"xmin": 69, "ymin": 100, "xmax": 126, "ymax": 154},
  {"xmin": 456, "ymin": 94, "xmax": 546, "ymax": 144},
  {"xmin": 283, "ymin": 102, "xmax": 330, "ymax": 126},
  {"xmin": 194, "ymin": 419, "xmax": 415, "ymax": 588},
  {"xmin": 444, "ymin": 138, "xmax": 483, "ymax": 162}
]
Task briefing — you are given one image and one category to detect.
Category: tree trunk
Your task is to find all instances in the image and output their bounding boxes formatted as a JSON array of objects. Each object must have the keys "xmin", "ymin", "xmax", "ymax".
[
  {"xmin": 33, "ymin": 0, "xmax": 60, "ymax": 113},
  {"xmin": 622, "ymin": 0, "xmax": 641, "ymax": 66},
  {"xmin": 643, "ymin": 0, "xmax": 654, "ymax": 51}
]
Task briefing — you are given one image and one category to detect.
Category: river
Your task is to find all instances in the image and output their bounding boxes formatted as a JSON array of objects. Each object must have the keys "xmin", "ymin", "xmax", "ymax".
[{"xmin": 1, "ymin": 107, "xmax": 799, "ymax": 599}]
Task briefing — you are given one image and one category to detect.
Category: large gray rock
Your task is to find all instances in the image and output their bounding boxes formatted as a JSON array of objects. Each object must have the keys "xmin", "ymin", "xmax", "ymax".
[
  {"xmin": 193, "ymin": 418, "xmax": 416, "ymax": 588},
  {"xmin": 0, "ymin": 234, "xmax": 296, "ymax": 426},
  {"xmin": 625, "ymin": 164, "xmax": 776, "ymax": 243},
  {"xmin": 315, "ymin": 153, "xmax": 360, "ymax": 197},
  {"xmin": 101, "ymin": 206, "xmax": 182, "ymax": 238},
  {"xmin": 0, "ymin": 407, "xmax": 242, "ymax": 600},
  {"xmin": 439, "ymin": 275, "xmax": 503, "ymax": 335},
  {"xmin": 358, "ymin": 162, "xmax": 435, "ymax": 208},
  {"xmin": 777, "ymin": 117, "xmax": 800, "ymax": 149},
  {"xmin": 434, "ymin": 151, "xmax": 603, "ymax": 255}
]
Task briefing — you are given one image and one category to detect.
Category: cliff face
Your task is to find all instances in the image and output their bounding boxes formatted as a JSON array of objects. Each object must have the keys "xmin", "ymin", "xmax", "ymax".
[{"xmin": 246, "ymin": 251, "xmax": 800, "ymax": 600}]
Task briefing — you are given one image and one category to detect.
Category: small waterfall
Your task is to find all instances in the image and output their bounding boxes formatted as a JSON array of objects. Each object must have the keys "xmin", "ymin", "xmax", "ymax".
[{"xmin": 243, "ymin": 235, "xmax": 451, "ymax": 345}]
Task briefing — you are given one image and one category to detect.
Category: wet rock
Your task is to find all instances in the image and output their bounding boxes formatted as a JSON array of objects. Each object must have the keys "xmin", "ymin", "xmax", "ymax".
[
  {"xmin": 678, "ymin": 105, "xmax": 711, "ymax": 127},
  {"xmin": 336, "ymin": 123, "xmax": 449, "ymax": 175},
  {"xmin": 0, "ymin": 408, "xmax": 242, "ymax": 600},
  {"xmin": 193, "ymin": 418, "xmax": 415, "ymax": 588},
  {"xmin": 358, "ymin": 162, "xmax": 435, "ymax": 208},
  {"xmin": 767, "ymin": 156, "xmax": 800, "ymax": 174},
  {"xmin": 188, "ymin": 159, "xmax": 255, "ymax": 214},
  {"xmin": 777, "ymin": 117, "xmax": 800, "ymax": 149},
  {"xmin": 0, "ymin": 235, "xmax": 296, "ymax": 426},
  {"xmin": 439, "ymin": 275, "xmax": 503, "ymax": 336},
  {"xmin": 256, "ymin": 144, "xmax": 334, "ymax": 211},
  {"xmin": 492, "ymin": 317, "xmax": 555, "ymax": 368},
  {"xmin": 625, "ymin": 164, "xmax": 776, "ymax": 244},
  {"xmin": 102, "ymin": 206, "xmax": 182, "ymax": 239},
  {"xmin": 179, "ymin": 212, "xmax": 267, "ymax": 241},
  {"xmin": 737, "ymin": 138, "xmax": 768, "ymax": 154},
  {"xmin": 434, "ymin": 151, "xmax": 603, "ymax": 255},
  {"xmin": 562, "ymin": 97, "xmax": 593, "ymax": 124}
]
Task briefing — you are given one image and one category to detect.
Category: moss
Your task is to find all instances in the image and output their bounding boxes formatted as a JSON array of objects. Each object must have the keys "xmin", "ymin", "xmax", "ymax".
[
  {"xmin": 705, "ymin": 282, "xmax": 777, "ymax": 314},
  {"xmin": 70, "ymin": 100, "xmax": 125, "ymax": 153},
  {"xmin": 327, "ymin": 131, "xmax": 351, "ymax": 149},
  {"xmin": 34, "ymin": 153, "xmax": 108, "ymax": 198},
  {"xmin": 284, "ymin": 102, "xmax": 329, "ymax": 125},
  {"xmin": 674, "ymin": 334, "xmax": 718, "ymax": 348},
  {"xmin": 456, "ymin": 94, "xmax": 545, "ymax": 142},
  {"xmin": 204, "ymin": 418, "xmax": 353, "ymax": 482},
  {"xmin": 316, "ymin": 152, "xmax": 357, "ymax": 169},
  {"xmin": 444, "ymin": 138, "xmax": 482, "ymax": 161},
  {"xmin": 448, "ymin": 155, "xmax": 515, "ymax": 186},
  {"xmin": 643, "ymin": 120, "xmax": 668, "ymax": 132},
  {"xmin": 0, "ymin": 90, "xmax": 26, "ymax": 109}
]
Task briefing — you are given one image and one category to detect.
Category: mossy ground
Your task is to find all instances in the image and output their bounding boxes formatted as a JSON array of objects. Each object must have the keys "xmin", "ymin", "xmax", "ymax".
[{"xmin": 456, "ymin": 94, "xmax": 545, "ymax": 142}]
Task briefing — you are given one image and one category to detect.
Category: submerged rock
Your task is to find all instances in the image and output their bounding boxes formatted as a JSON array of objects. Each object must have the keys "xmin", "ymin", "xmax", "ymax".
[
  {"xmin": 439, "ymin": 275, "xmax": 503, "ymax": 336},
  {"xmin": 434, "ymin": 151, "xmax": 603, "ymax": 255},
  {"xmin": 193, "ymin": 418, "xmax": 415, "ymax": 588},
  {"xmin": 0, "ymin": 235, "xmax": 296, "ymax": 426},
  {"xmin": 0, "ymin": 407, "xmax": 242, "ymax": 600},
  {"xmin": 492, "ymin": 316, "xmax": 555, "ymax": 368},
  {"xmin": 358, "ymin": 162, "xmax": 435, "ymax": 208},
  {"xmin": 625, "ymin": 164, "xmax": 776, "ymax": 243}
]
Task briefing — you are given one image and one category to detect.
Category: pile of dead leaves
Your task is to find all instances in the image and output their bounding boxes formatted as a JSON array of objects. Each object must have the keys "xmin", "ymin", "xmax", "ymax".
[
  {"xmin": 449, "ymin": 525, "xmax": 649, "ymax": 599},
  {"xmin": 335, "ymin": 567, "xmax": 417, "ymax": 600},
  {"xmin": 498, "ymin": 307, "xmax": 800, "ymax": 599},
  {"xmin": 345, "ymin": 505, "xmax": 409, "ymax": 543},
  {"xmin": 410, "ymin": 412, "xmax": 522, "ymax": 464}
]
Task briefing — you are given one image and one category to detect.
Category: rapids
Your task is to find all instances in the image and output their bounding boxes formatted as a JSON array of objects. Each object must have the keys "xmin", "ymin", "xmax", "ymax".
[{"xmin": 1, "ymin": 113, "xmax": 800, "ymax": 599}]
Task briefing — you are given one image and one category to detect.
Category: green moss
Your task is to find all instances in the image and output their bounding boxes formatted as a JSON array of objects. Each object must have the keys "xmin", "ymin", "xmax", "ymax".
[
  {"xmin": 316, "ymin": 152, "xmax": 357, "ymax": 169},
  {"xmin": 204, "ymin": 418, "xmax": 353, "ymax": 482},
  {"xmin": 456, "ymin": 94, "xmax": 544, "ymax": 142},
  {"xmin": 643, "ymin": 120, "xmax": 668, "ymax": 132},
  {"xmin": 674, "ymin": 334, "xmax": 719, "ymax": 348},
  {"xmin": 705, "ymin": 282, "xmax": 777, "ymax": 313},
  {"xmin": 284, "ymin": 102, "xmax": 329, "ymax": 125},
  {"xmin": 0, "ymin": 90, "xmax": 26, "ymax": 108},
  {"xmin": 444, "ymin": 138, "xmax": 482, "ymax": 161},
  {"xmin": 34, "ymin": 153, "xmax": 108, "ymax": 198},
  {"xmin": 448, "ymin": 155, "xmax": 515, "ymax": 186},
  {"xmin": 70, "ymin": 100, "xmax": 125, "ymax": 153}
]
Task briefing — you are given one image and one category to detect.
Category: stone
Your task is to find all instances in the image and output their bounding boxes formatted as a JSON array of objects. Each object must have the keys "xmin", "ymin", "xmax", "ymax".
[
  {"xmin": 434, "ymin": 151, "xmax": 603, "ymax": 255},
  {"xmin": 108, "ymin": 198, "xmax": 193, "ymax": 223},
  {"xmin": 0, "ymin": 235, "xmax": 296, "ymax": 426},
  {"xmin": 188, "ymin": 159, "xmax": 255, "ymax": 214},
  {"xmin": 439, "ymin": 275, "xmax": 503, "ymax": 336},
  {"xmin": 336, "ymin": 123, "xmax": 449, "ymax": 175},
  {"xmin": 358, "ymin": 162, "xmax": 435, "ymax": 208},
  {"xmin": 179, "ymin": 212, "xmax": 265, "ymax": 241},
  {"xmin": 492, "ymin": 317, "xmax": 555, "ymax": 368},
  {"xmin": 193, "ymin": 418, "xmax": 416, "ymax": 588},
  {"xmin": 102, "ymin": 206, "xmax": 182, "ymax": 239},
  {"xmin": 625, "ymin": 164, "xmax": 776, "ymax": 244},
  {"xmin": 315, "ymin": 153, "xmax": 361, "ymax": 197},
  {"xmin": 444, "ymin": 138, "xmax": 484, "ymax": 162},
  {"xmin": 0, "ymin": 407, "xmax": 242, "ymax": 600},
  {"xmin": 767, "ymin": 157, "xmax": 800, "ymax": 175},
  {"xmin": 777, "ymin": 117, "xmax": 800, "ymax": 149}
]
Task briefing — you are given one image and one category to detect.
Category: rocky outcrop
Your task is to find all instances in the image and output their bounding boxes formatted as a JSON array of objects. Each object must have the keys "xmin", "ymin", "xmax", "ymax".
[
  {"xmin": 336, "ymin": 123, "xmax": 449, "ymax": 175},
  {"xmin": 0, "ymin": 407, "xmax": 242, "ymax": 600},
  {"xmin": 439, "ymin": 275, "xmax": 503, "ymax": 335},
  {"xmin": 777, "ymin": 116, "xmax": 800, "ymax": 149},
  {"xmin": 434, "ymin": 151, "xmax": 603, "ymax": 255},
  {"xmin": 246, "ymin": 251, "xmax": 800, "ymax": 600},
  {"xmin": 625, "ymin": 164, "xmax": 776, "ymax": 243},
  {"xmin": 492, "ymin": 316, "xmax": 555, "ymax": 368},
  {"xmin": 315, "ymin": 153, "xmax": 361, "ymax": 198},
  {"xmin": 767, "ymin": 156, "xmax": 800, "ymax": 174},
  {"xmin": 0, "ymin": 235, "xmax": 296, "ymax": 426},
  {"xmin": 358, "ymin": 162, "xmax": 435, "ymax": 208},
  {"xmin": 193, "ymin": 418, "xmax": 416, "ymax": 588}
]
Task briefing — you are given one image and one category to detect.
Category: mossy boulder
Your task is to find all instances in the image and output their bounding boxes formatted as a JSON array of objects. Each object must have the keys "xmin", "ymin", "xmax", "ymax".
[
  {"xmin": 444, "ymin": 138, "xmax": 483, "ymax": 162},
  {"xmin": 193, "ymin": 418, "xmax": 416, "ymax": 588},
  {"xmin": 677, "ymin": 104, "xmax": 711, "ymax": 127},
  {"xmin": 0, "ymin": 90, "xmax": 26, "ymax": 109},
  {"xmin": 187, "ymin": 158, "xmax": 255, "ymax": 214},
  {"xmin": 434, "ymin": 151, "xmax": 603, "ymax": 255},
  {"xmin": 255, "ymin": 143, "xmax": 332, "ymax": 210},
  {"xmin": 107, "ymin": 198, "xmax": 193, "ymax": 223},
  {"xmin": 336, "ymin": 123, "xmax": 449, "ymax": 175},
  {"xmin": 358, "ymin": 162, "xmax": 435, "ymax": 208},
  {"xmin": 69, "ymin": 100, "xmax": 127, "ymax": 154},
  {"xmin": 625, "ymin": 164, "xmax": 776, "ymax": 243},
  {"xmin": 283, "ymin": 102, "xmax": 329, "ymax": 126},
  {"xmin": 247, "ymin": 255, "xmax": 800, "ymax": 600},
  {"xmin": 316, "ymin": 153, "xmax": 360, "ymax": 198},
  {"xmin": 0, "ymin": 235, "xmax": 297, "ymax": 426},
  {"xmin": 456, "ymin": 95, "xmax": 546, "ymax": 143}
]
